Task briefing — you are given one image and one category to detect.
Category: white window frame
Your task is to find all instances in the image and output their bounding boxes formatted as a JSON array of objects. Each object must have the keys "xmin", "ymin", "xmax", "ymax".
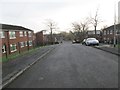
[
  {"xmin": 0, "ymin": 31, "xmax": 5, "ymax": 38},
  {"xmin": 29, "ymin": 41, "xmax": 32, "ymax": 46},
  {"xmin": 9, "ymin": 31, "xmax": 16, "ymax": 39},
  {"xmin": 20, "ymin": 42, "xmax": 24, "ymax": 48},
  {"xmin": 104, "ymin": 31, "xmax": 106, "ymax": 35},
  {"xmin": 25, "ymin": 41, "xmax": 28, "ymax": 46},
  {"xmin": 116, "ymin": 29, "xmax": 120, "ymax": 35},
  {"xmin": 110, "ymin": 30, "xmax": 113, "ymax": 34},
  {"xmin": 28, "ymin": 31, "xmax": 32, "ymax": 37},
  {"xmin": 10, "ymin": 44, "xmax": 17, "ymax": 52},
  {"xmin": 24, "ymin": 31, "xmax": 27, "ymax": 36},
  {"xmin": 19, "ymin": 31, "xmax": 23, "ymax": 37},
  {"xmin": 2, "ymin": 45, "xmax": 6, "ymax": 53},
  {"xmin": 107, "ymin": 30, "xmax": 109, "ymax": 34}
]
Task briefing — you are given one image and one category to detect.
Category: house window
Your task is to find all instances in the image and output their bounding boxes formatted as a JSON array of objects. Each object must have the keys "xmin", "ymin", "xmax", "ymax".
[
  {"xmin": 29, "ymin": 41, "xmax": 32, "ymax": 46},
  {"xmin": 2, "ymin": 45, "xmax": 6, "ymax": 53},
  {"xmin": 116, "ymin": 29, "xmax": 120, "ymax": 35},
  {"xmin": 19, "ymin": 31, "xmax": 23, "ymax": 37},
  {"xmin": 107, "ymin": 30, "xmax": 109, "ymax": 34},
  {"xmin": 110, "ymin": 30, "xmax": 113, "ymax": 34},
  {"xmin": 10, "ymin": 44, "xmax": 17, "ymax": 52},
  {"xmin": 104, "ymin": 31, "xmax": 106, "ymax": 35},
  {"xmin": 20, "ymin": 42, "xmax": 24, "ymax": 48},
  {"xmin": 24, "ymin": 31, "xmax": 27, "ymax": 36},
  {"xmin": 9, "ymin": 31, "xmax": 16, "ymax": 39},
  {"xmin": 28, "ymin": 31, "xmax": 32, "ymax": 37},
  {"xmin": 104, "ymin": 38, "xmax": 106, "ymax": 40},
  {"xmin": 25, "ymin": 41, "xmax": 28, "ymax": 46},
  {"xmin": 0, "ymin": 31, "xmax": 5, "ymax": 38}
]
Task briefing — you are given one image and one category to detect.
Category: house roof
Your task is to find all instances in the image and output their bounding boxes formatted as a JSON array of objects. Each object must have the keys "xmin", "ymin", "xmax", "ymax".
[
  {"xmin": 103, "ymin": 24, "xmax": 120, "ymax": 30},
  {"xmin": 87, "ymin": 30, "xmax": 101, "ymax": 35},
  {"xmin": 0, "ymin": 23, "xmax": 33, "ymax": 31}
]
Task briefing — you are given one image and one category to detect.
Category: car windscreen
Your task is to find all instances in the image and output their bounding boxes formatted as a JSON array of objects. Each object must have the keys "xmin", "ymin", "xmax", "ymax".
[{"xmin": 87, "ymin": 38, "xmax": 96, "ymax": 41}]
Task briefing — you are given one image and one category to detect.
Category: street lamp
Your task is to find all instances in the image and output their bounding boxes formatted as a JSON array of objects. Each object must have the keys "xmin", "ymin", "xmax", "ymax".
[
  {"xmin": 113, "ymin": 2, "xmax": 116, "ymax": 47},
  {"xmin": 114, "ymin": 22, "xmax": 116, "ymax": 47}
]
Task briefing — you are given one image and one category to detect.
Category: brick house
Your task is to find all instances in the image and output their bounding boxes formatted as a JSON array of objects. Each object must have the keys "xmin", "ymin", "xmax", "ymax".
[
  {"xmin": 86, "ymin": 30, "xmax": 102, "ymax": 42},
  {"xmin": 102, "ymin": 24, "xmax": 120, "ymax": 44},
  {"xmin": 0, "ymin": 24, "xmax": 34, "ymax": 58},
  {"xmin": 35, "ymin": 31, "xmax": 44, "ymax": 46}
]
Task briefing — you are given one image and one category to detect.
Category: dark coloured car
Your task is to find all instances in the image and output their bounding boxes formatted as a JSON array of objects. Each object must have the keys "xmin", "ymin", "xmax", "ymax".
[
  {"xmin": 72, "ymin": 39, "xmax": 80, "ymax": 44},
  {"xmin": 82, "ymin": 39, "xmax": 86, "ymax": 45}
]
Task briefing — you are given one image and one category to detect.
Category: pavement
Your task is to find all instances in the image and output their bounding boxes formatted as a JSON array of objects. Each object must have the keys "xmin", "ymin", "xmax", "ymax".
[
  {"xmin": 4, "ymin": 42, "xmax": 118, "ymax": 88},
  {"xmin": 2, "ymin": 44, "xmax": 58, "ymax": 88},
  {"xmin": 0, "ymin": 63, "xmax": 2, "ymax": 89},
  {"xmin": 93, "ymin": 44, "xmax": 120, "ymax": 56}
]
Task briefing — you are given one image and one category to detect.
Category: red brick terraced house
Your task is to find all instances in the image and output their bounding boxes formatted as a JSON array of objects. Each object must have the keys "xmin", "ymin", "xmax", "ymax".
[
  {"xmin": 102, "ymin": 24, "xmax": 120, "ymax": 44},
  {"xmin": 0, "ymin": 24, "xmax": 34, "ymax": 58},
  {"xmin": 35, "ymin": 31, "xmax": 44, "ymax": 46}
]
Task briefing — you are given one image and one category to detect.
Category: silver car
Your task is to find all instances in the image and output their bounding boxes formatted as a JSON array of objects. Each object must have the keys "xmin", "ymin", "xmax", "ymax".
[{"xmin": 85, "ymin": 38, "xmax": 99, "ymax": 46}]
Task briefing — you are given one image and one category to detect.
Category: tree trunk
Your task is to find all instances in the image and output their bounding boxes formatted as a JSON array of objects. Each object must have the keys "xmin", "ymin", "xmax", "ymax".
[
  {"xmin": 50, "ymin": 28, "xmax": 53, "ymax": 44},
  {"xmin": 95, "ymin": 26, "xmax": 97, "ymax": 38}
]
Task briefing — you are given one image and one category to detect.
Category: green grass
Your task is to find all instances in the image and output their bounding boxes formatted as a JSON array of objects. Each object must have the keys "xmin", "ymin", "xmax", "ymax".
[
  {"xmin": 1, "ymin": 46, "xmax": 43, "ymax": 63},
  {"xmin": 116, "ymin": 44, "xmax": 120, "ymax": 48}
]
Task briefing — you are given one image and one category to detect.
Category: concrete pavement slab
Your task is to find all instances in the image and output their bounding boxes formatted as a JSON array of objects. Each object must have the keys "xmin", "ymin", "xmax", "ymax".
[{"xmin": 94, "ymin": 44, "xmax": 120, "ymax": 56}]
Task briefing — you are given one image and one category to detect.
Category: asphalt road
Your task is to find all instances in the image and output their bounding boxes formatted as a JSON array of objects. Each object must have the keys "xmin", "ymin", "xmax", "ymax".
[{"xmin": 5, "ymin": 42, "xmax": 118, "ymax": 88}]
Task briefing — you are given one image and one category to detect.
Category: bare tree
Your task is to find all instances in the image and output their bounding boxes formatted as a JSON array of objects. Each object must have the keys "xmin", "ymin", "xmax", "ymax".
[
  {"xmin": 71, "ymin": 22, "xmax": 82, "ymax": 41},
  {"xmin": 72, "ymin": 22, "xmax": 81, "ymax": 32},
  {"xmin": 90, "ymin": 8, "xmax": 101, "ymax": 37},
  {"xmin": 80, "ymin": 18, "xmax": 90, "ymax": 38},
  {"xmin": 71, "ymin": 18, "xmax": 90, "ymax": 41},
  {"xmin": 69, "ymin": 30, "xmax": 75, "ymax": 40},
  {"xmin": 59, "ymin": 31, "xmax": 73, "ymax": 41},
  {"xmin": 46, "ymin": 20, "xmax": 57, "ymax": 44}
]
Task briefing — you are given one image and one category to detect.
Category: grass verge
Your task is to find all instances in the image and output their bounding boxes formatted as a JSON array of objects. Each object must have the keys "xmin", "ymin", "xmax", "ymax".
[{"xmin": 0, "ymin": 46, "xmax": 44, "ymax": 63}]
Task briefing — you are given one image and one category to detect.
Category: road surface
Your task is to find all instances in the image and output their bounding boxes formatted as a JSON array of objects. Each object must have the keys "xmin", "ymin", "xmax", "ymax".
[{"xmin": 5, "ymin": 42, "xmax": 118, "ymax": 88}]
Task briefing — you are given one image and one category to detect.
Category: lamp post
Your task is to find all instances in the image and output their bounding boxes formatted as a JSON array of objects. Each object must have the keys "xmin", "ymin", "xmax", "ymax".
[
  {"xmin": 113, "ymin": 2, "xmax": 116, "ymax": 47},
  {"xmin": 114, "ymin": 22, "xmax": 116, "ymax": 47}
]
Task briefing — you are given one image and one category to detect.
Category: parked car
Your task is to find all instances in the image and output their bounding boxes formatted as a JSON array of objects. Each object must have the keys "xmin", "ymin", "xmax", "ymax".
[
  {"xmin": 85, "ymin": 38, "xmax": 99, "ymax": 46},
  {"xmin": 82, "ymin": 39, "xmax": 86, "ymax": 45},
  {"xmin": 75, "ymin": 40, "xmax": 80, "ymax": 43},
  {"xmin": 72, "ymin": 40, "xmax": 76, "ymax": 44},
  {"xmin": 72, "ymin": 39, "xmax": 80, "ymax": 44},
  {"xmin": 55, "ymin": 41, "xmax": 59, "ymax": 44}
]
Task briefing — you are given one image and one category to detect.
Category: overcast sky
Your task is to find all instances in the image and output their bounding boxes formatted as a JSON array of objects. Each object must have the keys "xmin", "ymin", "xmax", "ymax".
[{"xmin": 0, "ymin": 0, "xmax": 119, "ymax": 33}]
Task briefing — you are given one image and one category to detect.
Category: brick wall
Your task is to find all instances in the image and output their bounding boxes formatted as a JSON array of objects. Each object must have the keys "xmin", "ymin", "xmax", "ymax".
[
  {"xmin": 35, "ymin": 31, "xmax": 44, "ymax": 46},
  {"xmin": 1, "ymin": 30, "xmax": 34, "ymax": 58}
]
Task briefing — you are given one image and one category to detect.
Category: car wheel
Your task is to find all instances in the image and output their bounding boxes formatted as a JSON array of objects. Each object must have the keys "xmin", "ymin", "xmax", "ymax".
[
  {"xmin": 97, "ymin": 44, "xmax": 99, "ymax": 46},
  {"xmin": 85, "ymin": 43, "xmax": 88, "ymax": 46}
]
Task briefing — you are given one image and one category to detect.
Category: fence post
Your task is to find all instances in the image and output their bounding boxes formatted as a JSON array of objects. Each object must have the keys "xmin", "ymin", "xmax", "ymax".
[{"xmin": 4, "ymin": 43, "xmax": 7, "ymax": 58}]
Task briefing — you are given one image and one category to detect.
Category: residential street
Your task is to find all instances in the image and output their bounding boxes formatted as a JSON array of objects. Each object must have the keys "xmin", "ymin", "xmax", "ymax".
[{"xmin": 5, "ymin": 41, "xmax": 118, "ymax": 88}]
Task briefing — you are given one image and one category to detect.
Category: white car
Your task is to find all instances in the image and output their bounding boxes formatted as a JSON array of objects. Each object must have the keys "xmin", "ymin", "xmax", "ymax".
[{"xmin": 85, "ymin": 38, "xmax": 99, "ymax": 46}]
